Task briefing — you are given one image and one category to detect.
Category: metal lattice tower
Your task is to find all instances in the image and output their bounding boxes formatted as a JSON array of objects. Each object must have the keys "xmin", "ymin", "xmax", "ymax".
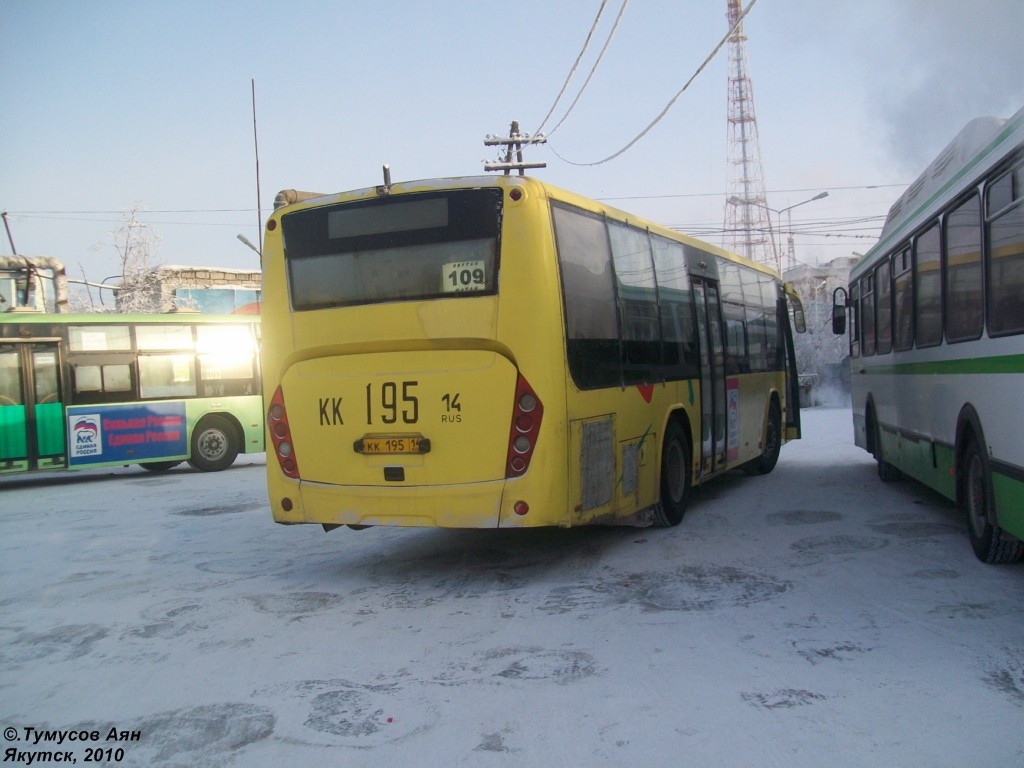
[{"xmin": 722, "ymin": 0, "xmax": 775, "ymax": 270}]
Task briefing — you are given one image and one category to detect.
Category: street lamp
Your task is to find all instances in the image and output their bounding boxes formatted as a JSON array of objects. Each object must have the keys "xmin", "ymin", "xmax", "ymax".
[
  {"xmin": 771, "ymin": 192, "xmax": 829, "ymax": 273},
  {"xmin": 237, "ymin": 234, "xmax": 261, "ymax": 258}
]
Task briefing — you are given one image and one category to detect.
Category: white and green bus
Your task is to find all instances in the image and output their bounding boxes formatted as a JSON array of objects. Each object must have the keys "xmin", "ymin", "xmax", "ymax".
[
  {"xmin": 0, "ymin": 313, "xmax": 264, "ymax": 475},
  {"xmin": 834, "ymin": 106, "xmax": 1024, "ymax": 563}
]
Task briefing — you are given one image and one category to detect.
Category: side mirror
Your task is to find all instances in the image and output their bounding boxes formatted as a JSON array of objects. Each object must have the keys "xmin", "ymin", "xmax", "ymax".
[{"xmin": 831, "ymin": 287, "xmax": 848, "ymax": 335}]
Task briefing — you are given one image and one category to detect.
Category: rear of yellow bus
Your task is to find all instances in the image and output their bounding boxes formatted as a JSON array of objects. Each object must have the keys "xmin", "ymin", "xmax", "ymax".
[{"xmin": 261, "ymin": 177, "xmax": 570, "ymax": 529}]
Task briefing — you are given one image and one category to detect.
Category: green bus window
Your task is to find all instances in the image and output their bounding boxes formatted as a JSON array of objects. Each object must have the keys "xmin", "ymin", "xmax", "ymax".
[
  {"xmin": 135, "ymin": 325, "xmax": 194, "ymax": 351},
  {"xmin": 138, "ymin": 354, "xmax": 196, "ymax": 399},
  {"xmin": 0, "ymin": 347, "xmax": 23, "ymax": 405},
  {"xmin": 68, "ymin": 325, "xmax": 130, "ymax": 352}
]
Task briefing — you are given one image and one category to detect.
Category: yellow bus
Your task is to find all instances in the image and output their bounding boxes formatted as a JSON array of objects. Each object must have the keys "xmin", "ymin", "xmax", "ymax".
[{"xmin": 261, "ymin": 176, "xmax": 804, "ymax": 530}]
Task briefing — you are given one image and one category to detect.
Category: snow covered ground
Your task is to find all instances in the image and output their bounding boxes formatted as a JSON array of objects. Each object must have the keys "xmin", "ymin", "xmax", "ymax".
[{"xmin": 1, "ymin": 407, "xmax": 1021, "ymax": 767}]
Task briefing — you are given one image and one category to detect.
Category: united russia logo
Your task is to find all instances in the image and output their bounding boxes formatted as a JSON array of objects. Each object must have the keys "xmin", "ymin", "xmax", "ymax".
[{"xmin": 70, "ymin": 415, "xmax": 102, "ymax": 458}]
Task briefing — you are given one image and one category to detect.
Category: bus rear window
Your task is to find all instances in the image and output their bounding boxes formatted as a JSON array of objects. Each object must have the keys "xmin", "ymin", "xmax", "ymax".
[{"xmin": 282, "ymin": 189, "xmax": 502, "ymax": 310}]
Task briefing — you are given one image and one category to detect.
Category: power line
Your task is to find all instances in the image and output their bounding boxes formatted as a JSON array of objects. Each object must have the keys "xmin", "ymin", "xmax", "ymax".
[
  {"xmin": 5, "ymin": 208, "xmax": 251, "ymax": 215},
  {"xmin": 597, "ymin": 183, "xmax": 909, "ymax": 202},
  {"xmin": 549, "ymin": 0, "xmax": 760, "ymax": 166},
  {"xmin": 528, "ymin": 0, "xmax": 610, "ymax": 140},
  {"xmin": 541, "ymin": 0, "xmax": 630, "ymax": 140}
]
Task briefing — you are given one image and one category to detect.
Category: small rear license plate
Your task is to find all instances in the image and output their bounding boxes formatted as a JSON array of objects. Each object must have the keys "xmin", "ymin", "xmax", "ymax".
[{"xmin": 354, "ymin": 435, "xmax": 431, "ymax": 455}]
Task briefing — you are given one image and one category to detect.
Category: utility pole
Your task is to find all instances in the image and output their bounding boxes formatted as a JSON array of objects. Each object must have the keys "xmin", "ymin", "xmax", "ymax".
[{"xmin": 484, "ymin": 121, "xmax": 547, "ymax": 175}]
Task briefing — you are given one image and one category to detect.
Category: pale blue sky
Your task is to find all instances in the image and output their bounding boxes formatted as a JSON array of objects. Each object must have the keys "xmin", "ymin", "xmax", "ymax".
[{"xmin": 2, "ymin": 0, "xmax": 1022, "ymax": 283}]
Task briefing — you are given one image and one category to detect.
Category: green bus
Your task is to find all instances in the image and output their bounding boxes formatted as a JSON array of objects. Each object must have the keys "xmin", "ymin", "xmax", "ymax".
[{"xmin": 0, "ymin": 313, "xmax": 263, "ymax": 475}]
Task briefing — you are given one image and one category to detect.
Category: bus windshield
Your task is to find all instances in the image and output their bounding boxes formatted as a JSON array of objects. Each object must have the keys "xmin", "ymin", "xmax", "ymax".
[{"xmin": 282, "ymin": 188, "xmax": 502, "ymax": 310}]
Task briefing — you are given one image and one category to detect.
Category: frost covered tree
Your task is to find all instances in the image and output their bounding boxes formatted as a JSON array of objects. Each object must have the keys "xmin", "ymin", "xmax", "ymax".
[
  {"xmin": 109, "ymin": 204, "xmax": 163, "ymax": 313},
  {"xmin": 785, "ymin": 257, "xmax": 856, "ymax": 406}
]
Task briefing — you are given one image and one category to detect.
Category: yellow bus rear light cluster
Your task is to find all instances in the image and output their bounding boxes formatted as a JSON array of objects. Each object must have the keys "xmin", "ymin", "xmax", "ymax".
[
  {"xmin": 268, "ymin": 386, "xmax": 300, "ymax": 479},
  {"xmin": 505, "ymin": 374, "xmax": 543, "ymax": 478}
]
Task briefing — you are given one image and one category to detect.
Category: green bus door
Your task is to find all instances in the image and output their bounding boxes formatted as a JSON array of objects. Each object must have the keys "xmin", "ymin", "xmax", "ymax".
[{"xmin": 0, "ymin": 342, "xmax": 65, "ymax": 473}]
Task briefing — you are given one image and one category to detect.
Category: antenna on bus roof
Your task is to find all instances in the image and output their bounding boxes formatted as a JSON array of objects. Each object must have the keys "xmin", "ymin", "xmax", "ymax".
[
  {"xmin": 376, "ymin": 164, "xmax": 392, "ymax": 196},
  {"xmin": 484, "ymin": 120, "xmax": 547, "ymax": 175}
]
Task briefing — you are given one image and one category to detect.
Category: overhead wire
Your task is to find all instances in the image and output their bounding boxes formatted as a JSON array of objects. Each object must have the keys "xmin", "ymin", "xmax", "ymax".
[
  {"xmin": 528, "ymin": 0, "xmax": 610, "ymax": 141},
  {"xmin": 541, "ymin": 0, "xmax": 630, "ymax": 140},
  {"xmin": 548, "ymin": 0, "xmax": 760, "ymax": 166}
]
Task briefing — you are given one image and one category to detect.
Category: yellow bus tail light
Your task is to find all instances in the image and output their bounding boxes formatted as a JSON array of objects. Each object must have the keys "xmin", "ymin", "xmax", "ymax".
[
  {"xmin": 268, "ymin": 386, "xmax": 300, "ymax": 479},
  {"xmin": 505, "ymin": 374, "xmax": 543, "ymax": 478}
]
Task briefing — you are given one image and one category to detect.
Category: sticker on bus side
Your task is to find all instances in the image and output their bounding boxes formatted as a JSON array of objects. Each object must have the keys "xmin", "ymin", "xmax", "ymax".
[
  {"xmin": 67, "ymin": 402, "xmax": 188, "ymax": 467},
  {"xmin": 441, "ymin": 260, "xmax": 486, "ymax": 293}
]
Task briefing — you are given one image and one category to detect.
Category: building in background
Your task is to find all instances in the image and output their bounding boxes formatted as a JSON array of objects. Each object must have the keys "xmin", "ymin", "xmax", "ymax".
[
  {"xmin": 0, "ymin": 256, "xmax": 69, "ymax": 313},
  {"xmin": 784, "ymin": 256, "xmax": 856, "ymax": 405},
  {"xmin": 1, "ymin": 259, "xmax": 260, "ymax": 315},
  {"xmin": 117, "ymin": 265, "xmax": 261, "ymax": 314}
]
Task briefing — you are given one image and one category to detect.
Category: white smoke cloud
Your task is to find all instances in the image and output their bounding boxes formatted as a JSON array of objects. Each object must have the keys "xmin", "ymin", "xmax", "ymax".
[{"xmin": 864, "ymin": 0, "xmax": 1024, "ymax": 175}]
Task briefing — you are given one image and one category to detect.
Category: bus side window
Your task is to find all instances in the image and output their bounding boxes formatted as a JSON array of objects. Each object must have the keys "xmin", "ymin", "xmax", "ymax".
[
  {"xmin": 552, "ymin": 203, "xmax": 620, "ymax": 390},
  {"xmin": 914, "ymin": 224, "xmax": 942, "ymax": 347},
  {"xmin": 892, "ymin": 247, "xmax": 914, "ymax": 351},
  {"xmin": 849, "ymin": 283, "xmax": 860, "ymax": 357},
  {"xmin": 608, "ymin": 221, "xmax": 660, "ymax": 384},
  {"xmin": 0, "ymin": 346, "xmax": 23, "ymax": 405},
  {"xmin": 861, "ymin": 274, "xmax": 876, "ymax": 356},
  {"xmin": 651, "ymin": 236, "xmax": 699, "ymax": 380},
  {"xmin": 987, "ymin": 164, "xmax": 1024, "ymax": 336},
  {"xmin": 71, "ymin": 359, "xmax": 134, "ymax": 404},
  {"xmin": 875, "ymin": 259, "xmax": 892, "ymax": 354},
  {"xmin": 945, "ymin": 194, "xmax": 983, "ymax": 342}
]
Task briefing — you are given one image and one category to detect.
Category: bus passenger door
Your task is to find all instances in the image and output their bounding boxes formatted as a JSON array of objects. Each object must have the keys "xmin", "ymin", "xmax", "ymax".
[
  {"xmin": 0, "ymin": 342, "xmax": 66, "ymax": 473},
  {"xmin": 692, "ymin": 279, "xmax": 727, "ymax": 477}
]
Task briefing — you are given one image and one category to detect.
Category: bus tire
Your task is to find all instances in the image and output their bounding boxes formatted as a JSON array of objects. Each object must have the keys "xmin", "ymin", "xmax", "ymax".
[
  {"xmin": 140, "ymin": 461, "xmax": 182, "ymax": 472},
  {"xmin": 961, "ymin": 435, "xmax": 1024, "ymax": 564},
  {"xmin": 654, "ymin": 420, "xmax": 690, "ymax": 527},
  {"xmin": 744, "ymin": 399, "xmax": 782, "ymax": 476},
  {"xmin": 188, "ymin": 414, "xmax": 240, "ymax": 472}
]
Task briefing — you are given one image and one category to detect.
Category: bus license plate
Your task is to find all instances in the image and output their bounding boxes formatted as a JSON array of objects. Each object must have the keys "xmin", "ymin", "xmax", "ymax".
[{"xmin": 354, "ymin": 435, "xmax": 431, "ymax": 455}]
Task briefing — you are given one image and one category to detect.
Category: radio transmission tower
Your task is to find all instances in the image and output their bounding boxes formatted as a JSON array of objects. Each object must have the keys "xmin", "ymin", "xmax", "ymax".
[{"xmin": 722, "ymin": 0, "xmax": 775, "ymax": 270}]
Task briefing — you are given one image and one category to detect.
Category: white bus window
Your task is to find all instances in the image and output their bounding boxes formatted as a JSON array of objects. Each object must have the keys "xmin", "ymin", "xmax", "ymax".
[
  {"xmin": 875, "ymin": 260, "xmax": 892, "ymax": 355},
  {"xmin": 861, "ymin": 274, "xmax": 876, "ymax": 356},
  {"xmin": 945, "ymin": 195, "xmax": 983, "ymax": 342},
  {"xmin": 914, "ymin": 225, "xmax": 942, "ymax": 347},
  {"xmin": 988, "ymin": 170, "xmax": 1024, "ymax": 336},
  {"xmin": 893, "ymin": 248, "xmax": 914, "ymax": 352}
]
